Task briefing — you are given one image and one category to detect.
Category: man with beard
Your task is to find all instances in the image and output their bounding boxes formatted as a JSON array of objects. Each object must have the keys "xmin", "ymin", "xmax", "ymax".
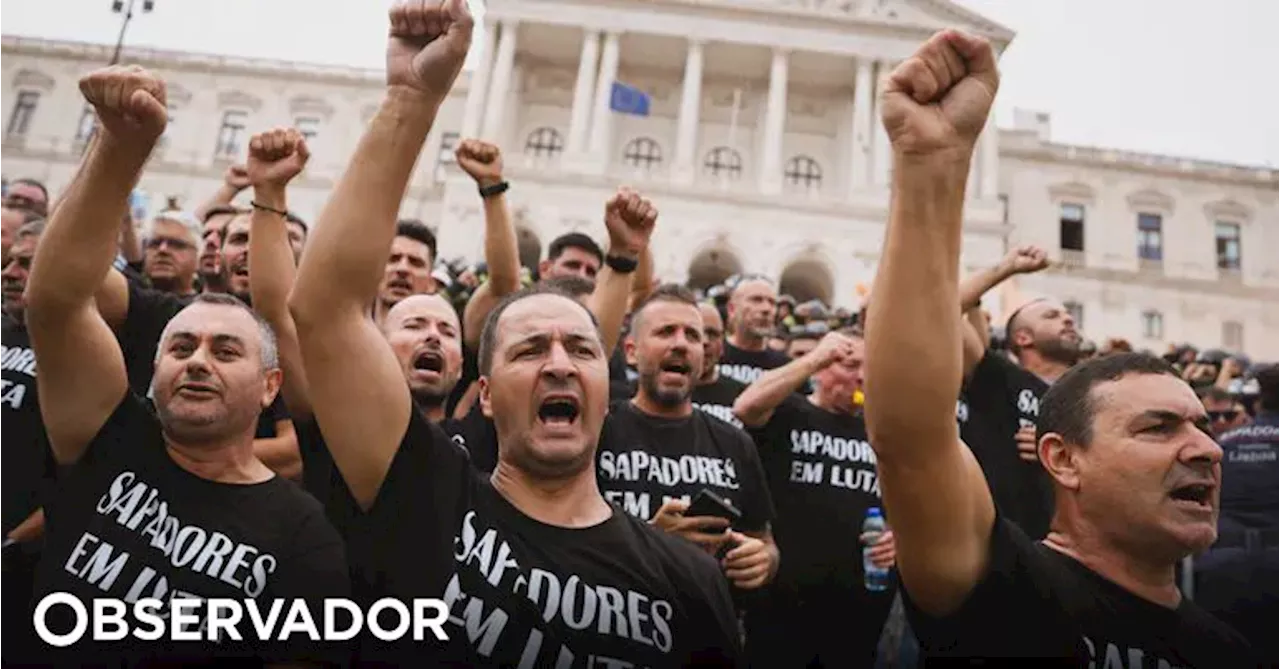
[
  {"xmin": 20, "ymin": 64, "xmax": 347, "ymax": 665},
  {"xmin": 197, "ymin": 204, "xmax": 240, "ymax": 293},
  {"xmin": 599, "ymin": 285, "xmax": 778, "ymax": 589},
  {"xmin": 733, "ymin": 330, "xmax": 898, "ymax": 667},
  {"xmin": 1, "ymin": 219, "xmax": 55, "ymax": 664},
  {"xmin": 718, "ymin": 276, "xmax": 791, "ymax": 386},
  {"xmin": 539, "ymin": 232, "xmax": 604, "ymax": 283},
  {"xmin": 955, "ymin": 244, "xmax": 1062, "ymax": 538},
  {"xmin": 141, "ymin": 211, "xmax": 200, "ymax": 296},
  {"xmin": 691, "ymin": 301, "xmax": 748, "ymax": 427},
  {"xmin": 289, "ymin": 5, "xmax": 739, "ymax": 663},
  {"xmin": 372, "ymin": 219, "xmax": 438, "ymax": 324},
  {"xmin": 863, "ymin": 29, "xmax": 1252, "ymax": 666}
]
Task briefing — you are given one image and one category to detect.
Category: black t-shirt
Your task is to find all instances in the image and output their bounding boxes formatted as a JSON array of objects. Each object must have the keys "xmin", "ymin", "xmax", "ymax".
[
  {"xmin": 692, "ymin": 375, "xmax": 749, "ymax": 429},
  {"xmin": 253, "ymin": 395, "xmax": 290, "ymax": 440},
  {"xmin": 904, "ymin": 516, "xmax": 1256, "ymax": 666},
  {"xmin": 120, "ymin": 281, "xmax": 192, "ymax": 396},
  {"xmin": 959, "ymin": 350, "xmax": 1053, "ymax": 539},
  {"xmin": 335, "ymin": 408, "xmax": 742, "ymax": 666},
  {"xmin": 598, "ymin": 401, "xmax": 774, "ymax": 532},
  {"xmin": 1215, "ymin": 411, "xmax": 1278, "ymax": 537},
  {"xmin": 716, "ymin": 342, "xmax": 790, "ymax": 386},
  {"xmin": 2, "ymin": 315, "xmax": 54, "ymax": 537},
  {"xmin": 34, "ymin": 394, "xmax": 350, "ymax": 665}
]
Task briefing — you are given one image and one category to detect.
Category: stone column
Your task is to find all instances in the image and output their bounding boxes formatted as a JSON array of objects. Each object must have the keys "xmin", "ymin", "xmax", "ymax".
[
  {"xmin": 758, "ymin": 48, "xmax": 789, "ymax": 194},
  {"xmin": 672, "ymin": 39, "xmax": 705, "ymax": 185},
  {"xmin": 479, "ymin": 20, "xmax": 518, "ymax": 140},
  {"xmin": 566, "ymin": 30, "xmax": 601, "ymax": 156},
  {"xmin": 846, "ymin": 58, "xmax": 874, "ymax": 192},
  {"xmin": 459, "ymin": 20, "xmax": 496, "ymax": 140}
]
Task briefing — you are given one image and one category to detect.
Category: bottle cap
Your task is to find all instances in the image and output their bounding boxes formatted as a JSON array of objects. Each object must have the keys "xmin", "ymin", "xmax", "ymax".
[{"xmin": 867, "ymin": 507, "xmax": 882, "ymax": 517}]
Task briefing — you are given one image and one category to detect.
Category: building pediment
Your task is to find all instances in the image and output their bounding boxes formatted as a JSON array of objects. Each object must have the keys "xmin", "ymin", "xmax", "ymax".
[
  {"xmin": 12, "ymin": 68, "xmax": 55, "ymax": 92},
  {"xmin": 1126, "ymin": 188, "xmax": 1175, "ymax": 214},
  {"xmin": 166, "ymin": 83, "xmax": 193, "ymax": 105},
  {"xmin": 1047, "ymin": 181, "xmax": 1097, "ymax": 204},
  {"xmin": 1203, "ymin": 198, "xmax": 1252, "ymax": 223},
  {"xmin": 216, "ymin": 90, "xmax": 263, "ymax": 112},
  {"xmin": 289, "ymin": 95, "xmax": 335, "ymax": 119}
]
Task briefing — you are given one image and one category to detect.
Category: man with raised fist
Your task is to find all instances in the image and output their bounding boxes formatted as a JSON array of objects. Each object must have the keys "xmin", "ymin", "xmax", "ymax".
[
  {"xmin": 289, "ymin": 2, "xmax": 739, "ymax": 665},
  {"xmin": 22, "ymin": 65, "xmax": 347, "ymax": 666},
  {"xmin": 863, "ymin": 30, "xmax": 1253, "ymax": 666}
]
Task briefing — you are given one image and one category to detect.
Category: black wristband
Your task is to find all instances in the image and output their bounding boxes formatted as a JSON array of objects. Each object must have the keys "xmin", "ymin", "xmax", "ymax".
[
  {"xmin": 250, "ymin": 200, "xmax": 288, "ymax": 217},
  {"xmin": 605, "ymin": 254, "xmax": 639, "ymax": 274},
  {"xmin": 478, "ymin": 181, "xmax": 510, "ymax": 199}
]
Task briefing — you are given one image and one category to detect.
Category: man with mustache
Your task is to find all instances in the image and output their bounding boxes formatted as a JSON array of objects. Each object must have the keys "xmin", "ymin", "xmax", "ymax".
[
  {"xmin": 2, "ymin": 207, "xmax": 42, "ymax": 265},
  {"xmin": 718, "ymin": 276, "xmax": 791, "ymax": 388},
  {"xmin": 601, "ymin": 284, "xmax": 778, "ymax": 589},
  {"xmin": 21, "ymin": 64, "xmax": 347, "ymax": 665},
  {"xmin": 196, "ymin": 204, "xmax": 240, "ymax": 293},
  {"xmin": 289, "ymin": 3, "xmax": 740, "ymax": 663},
  {"xmin": 140, "ymin": 211, "xmax": 200, "ymax": 296},
  {"xmin": 863, "ymin": 29, "xmax": 1253, "ymax": 666},
  {"xmin": 3, "ymin": 178, "xmax": 49, "ymax": 217},
  {"xmin": 1, "ymin": 219, "xmax": 55, "ymax": 664},
  {"xmin": 690, "ymin": 301, "xmax": 748, "ymax": 428},
  {"xmin": 372, "ymin": 219, "xmax": 438, "ymax": 324},
  {"xmin": 733, "ymin": 329, "xmax": 898, "ymax": 667}
]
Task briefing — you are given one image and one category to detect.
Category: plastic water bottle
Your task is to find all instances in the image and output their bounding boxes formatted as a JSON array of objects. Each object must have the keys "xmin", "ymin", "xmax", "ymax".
[{"xmin": 861, "ymin": 507, "xmax": 890, "ymax": 592}]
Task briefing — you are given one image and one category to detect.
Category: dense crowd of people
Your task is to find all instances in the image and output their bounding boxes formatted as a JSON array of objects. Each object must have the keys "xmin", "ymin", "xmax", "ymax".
[{"xmin": 1, "ymin": 2, "xmax": 1275, "ymax": 667}]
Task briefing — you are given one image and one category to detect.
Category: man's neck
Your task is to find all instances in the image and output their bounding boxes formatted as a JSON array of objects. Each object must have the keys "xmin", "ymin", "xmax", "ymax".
[
  {"xmin": 808, "ymin": 392, "xmax": 854, "ymax": 417},
  {"xmin": 200, "ymin": 274, "xmax": 226, "ymax": 294},
  {"xmin": 728, "ymin": 331, "xmax": 766, "ymax": 352},
  {"xmin": 631, "ymin": 393, "xmax": 693, "ymax": 419},
  {"xmin": 418, "ymin": 401, "xmax": 446, "ymax": 424},
  {"xmin": 152, "ymin": 276, "xmax": 195, "ymax": 296},
  {"xmin": 1042, "ymin": 517, "xmax": 1181, "ymax": 608},
  {"xmin": 490, "ymin": 461, "xmax": 612, "ymax": 529},
  {"xmin": 1019, "ymin": 351, "xmax": 1070, "ymax": 384},
  {"xmin": 166, "ymin": 436, "xmax": 274, "ymax": 484},
  {"xmin": 696, "ymin": 368, "xmax": 719, "ymax": 387}
]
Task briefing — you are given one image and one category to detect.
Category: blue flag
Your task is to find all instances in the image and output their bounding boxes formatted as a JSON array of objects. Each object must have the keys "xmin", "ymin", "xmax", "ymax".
[{"xmin": 609, "ymin": 81, "xmax": 651, "ymax": 117}]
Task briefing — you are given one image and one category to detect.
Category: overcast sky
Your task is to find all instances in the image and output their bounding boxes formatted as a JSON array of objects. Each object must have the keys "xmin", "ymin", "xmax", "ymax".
[{"xmin": 2, "ymin": 0, "xmax": 1276, "ymax": 167}]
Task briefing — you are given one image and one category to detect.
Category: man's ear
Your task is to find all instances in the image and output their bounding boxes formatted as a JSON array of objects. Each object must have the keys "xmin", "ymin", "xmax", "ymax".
[
  {"xmin": 478, "ymin": 376, "xmax": 493, "ymax": 418},
  {"xmin": 623, "ymin": 335, "xmax": 637, "ymax": 367},
  {"xmin": 1039, "ymin": 432, "xmax": 1080, "ymax": 491}
]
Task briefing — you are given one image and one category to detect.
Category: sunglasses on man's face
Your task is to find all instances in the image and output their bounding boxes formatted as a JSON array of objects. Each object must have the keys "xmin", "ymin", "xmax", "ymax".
[
  {"xmin": 1208, "ymin": 410, "xmax": 1240, "ymax": 423},
  {"xmin": 146, "ymin": 237, "xmax": 194, "ymax": 252}
]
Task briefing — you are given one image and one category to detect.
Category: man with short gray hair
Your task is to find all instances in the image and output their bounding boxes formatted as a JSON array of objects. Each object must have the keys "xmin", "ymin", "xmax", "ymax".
[{"xmin": 141, "ymin": 211, "xmax": 201, "ymax": 296}]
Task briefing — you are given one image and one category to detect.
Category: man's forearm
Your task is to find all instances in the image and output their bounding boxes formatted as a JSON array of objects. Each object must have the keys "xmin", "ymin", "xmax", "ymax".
[
  {"xmin": 482, "ymin": 193, "xmax": 521, "ymax": 295},
  {"xmin": 865, "ymin": 155, "xmax": 969, "ymax": 450},
  {"xmin": 589, "ymin": 261, "xmax": 634, "ymax": 355},
  {"xmin": 291, "ymin": 87, "xmax": 441, "ymax": 320},
  {"xmin": 26, "ymin": 133, "xmax": 152, "ymax": 311},
  {"xmin": 733, "ymin": 353, "xmax": 825, "ymax": 425},
  {"xmin": 249, "ymin": 187, "xmax": 297, "ymax": 323},
  {"xmin": 193, "ymin": 183, "xmax": 241, "ymax": 222},
  {"xmin": 958, "ymin": 262, "xmax": 1011, "ymax": 311}
]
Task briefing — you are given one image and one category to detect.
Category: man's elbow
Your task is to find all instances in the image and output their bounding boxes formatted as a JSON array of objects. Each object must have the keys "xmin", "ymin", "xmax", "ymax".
[{"xmin": 731, "ymin": 397, "xmax": 765, "ymax": 428}]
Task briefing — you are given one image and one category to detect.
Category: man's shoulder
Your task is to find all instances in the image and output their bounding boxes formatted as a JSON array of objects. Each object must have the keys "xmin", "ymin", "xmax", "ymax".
[
  {"xmin": 610, "ymin": 509, "xmax": 725, "ymax": 581},
  {"xmin": 1218, "ymin": 418, "xmax": 1279, "ymax": 446}
]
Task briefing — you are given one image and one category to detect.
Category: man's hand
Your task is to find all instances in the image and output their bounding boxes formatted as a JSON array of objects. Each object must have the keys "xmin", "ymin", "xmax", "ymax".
[
  {"xmin": 603, "ymin": 187, "xmax": 657, "ymax": 259},
  {"xmin": 880, "ymin": 29, "xmax": 998, "ymax": 159},
  {"xmin": 1014, "ymin": 424, "xmax": 1038, "ymax": 463},
  {"xmin": 861, "ymin": 529, "xmax": 897, "ymax": 569},
  {"xmin": 455, "ymin": 139, "xmax": 504, "ymax": 188},
  {"xmin": 810, "ymin": 331, "xmax": 858, "ymax": 368},
  {"xmin": 247, "ymin": 128, "xmax": 311, "ymax": 192},
  {"xmin": 224, "ymin": 164, "xmax": 252, "ymax": 191},
  {"xmin": 650, "ymin": 498, "xmax": 731, "ymax": 555},
  {"xmin": 386, "ymin": 0, "xmax": 474, "ymax": 97},
  {"xmin": 999, "ymin": 245, "xmax": 1049, "ymax": 276},
  {"xmin": 721, "ymin": 531, "xmax": 775, "ymax": 590},
  {"xmin": 78, "ymin": 65, "xmax": 167, "ymax": 145}
]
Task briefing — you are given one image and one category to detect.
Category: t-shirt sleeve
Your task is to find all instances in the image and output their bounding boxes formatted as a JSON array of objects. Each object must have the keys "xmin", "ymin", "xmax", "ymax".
[
  {"xmin": 76, "ymin": 392, "xmax": 163, "ymax": 470},
  {"xmin": 358, "ymin": 406, "xmax": 474, "ymax": 536},
  {"xmin": 964, "ymin": 350, "xmax": 1011, "ymax": 401},
  {"xmin": 902, "ymin": 516, "xmax": 1061, "ymax": 658},
  {"xmin": 729, "ymin": 426, "xmax": 775, "ymax": 534}
]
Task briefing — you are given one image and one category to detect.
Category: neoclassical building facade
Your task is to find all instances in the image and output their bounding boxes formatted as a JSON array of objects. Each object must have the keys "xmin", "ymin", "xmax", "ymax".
[{"xmin": 3, "ymin": 0, "xmax": 1276, "ymax": 358}]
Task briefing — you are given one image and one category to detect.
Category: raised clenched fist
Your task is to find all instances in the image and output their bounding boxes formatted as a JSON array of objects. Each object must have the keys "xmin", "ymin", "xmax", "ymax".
[
  {"xmin": 246, "ymin": 128, "xmax": 310, "ymax": 191},
  {"xmin": 880, "ymin": 29, "xmax": 999, "ymax": 160},
  {"xmin": 224, "ymin": 164, "xmax": 251, "ymax": 190},
  {"xmin": 603, "ymin": 187, "xmax": 657, "ymax": 258},
  {"xmin": 1000, "ymin": 245, "xmax": 1050, "ymax": 276},
  {"xmin": 812, "ymin": 331, "xmax": 858, "ymax": 368},
  {"xmin": 78, "ymin": 65, "xmax": 167, "ymax": 143},
  {"xmin": 386, "ymin": 0, "xmax": 474, "ymax": 97},
  {"xmin": 454, "ymin": 139, "xmax": 504, "ymax": 188}
]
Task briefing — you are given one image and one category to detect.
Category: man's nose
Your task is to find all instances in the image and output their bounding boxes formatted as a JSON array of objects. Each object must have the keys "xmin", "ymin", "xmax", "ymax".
[
  {"xmin": 1182, "ymin": 427, "xmax": 1223, "ymax": 467},
  {"xmin": 541, "ymin": 343, "xmax": 578, "ymax": 379}
]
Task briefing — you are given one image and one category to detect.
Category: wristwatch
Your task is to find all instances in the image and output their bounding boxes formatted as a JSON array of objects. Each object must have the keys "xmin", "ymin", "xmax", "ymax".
[
  {"xmin": 478, "ymin": 181, "xmax": 510, "ymax": 199},
  {"xmin": 605, "ymin": 253, "xmax": 639, "ymax": 274}
]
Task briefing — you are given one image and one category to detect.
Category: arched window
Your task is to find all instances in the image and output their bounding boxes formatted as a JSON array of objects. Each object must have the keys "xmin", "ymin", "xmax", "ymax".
[
  {"xmin": 524, "ymin": 127, "xmax": 564, "ymax": 158},
  {"xmin": 622, "ymin": 137, "xmax": 663, "ymax": 171},
  {"xmin": 784, "ymin": 155, "xmax": 823, "ymax": 192},
  {"xmin": 703, "ymin": 146, "xmax": 742, "ymax": 180}
]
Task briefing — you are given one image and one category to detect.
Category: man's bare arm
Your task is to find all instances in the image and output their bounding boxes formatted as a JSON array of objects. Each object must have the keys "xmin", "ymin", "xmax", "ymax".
[
  {"xmin": 193, "ymin": 164, "xmax": 250, "ymax": 223},
  {"xmin": 733, "ymin": 332, "xmax": 854, "ymax": 427},
  {"xmin": 25, "ymin": 67, "xmax": 168, "ymax": 464},
  {"xmin": 289, "ymin": 0, "xmax": 473, "ymax": 511},
  {"xmin": 863, "ymin": 29, "xmax": 1000, "ymax": 617},
  {"xmin": 247, "ymin": 128, "xmax": 313, "ymax": 420},
  {"xmin": 589, "ymin": 188, "xmax": 657, "ymax": 356},
  {"xmin": 255, "ymin": 420, "xmax": 301, "ymax": 481},
  {"xmin": 459, "ymin": 139, "xmax": 520, "ymax": 351}
]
